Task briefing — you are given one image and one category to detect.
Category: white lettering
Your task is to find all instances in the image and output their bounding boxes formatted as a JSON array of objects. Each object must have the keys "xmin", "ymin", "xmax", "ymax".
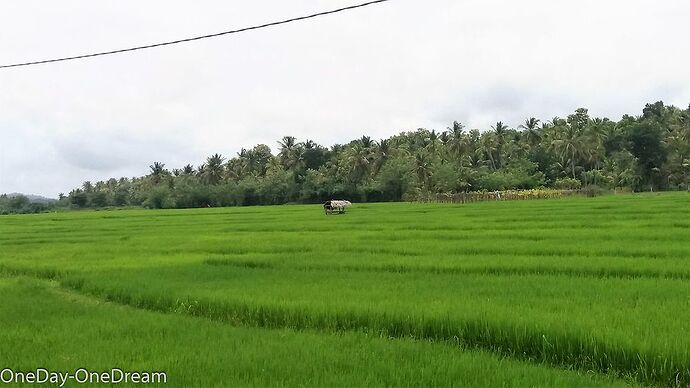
[
  {"xmin": 36, "ymin": 368, "xmax": 49, "ymax": 384},
  {"xmin": 0, "ymin": 369, "xmax": 12, "ymax": 384},
  {"xmin": 0, "ymin": 368, "xmax": 167, "ymax": 385},
  {"xmin": 111, "ymin": 368, "xmax": 124, "ymax": 384},
  {"xmin": 74, "ymin": 368, "xmax": 89, "ymax": 383},
  {"xmin": 151, "ymin": 371, "xmax": 167, "ymax": 383},
  {"xmin": 14, "ymin": 371, "xmax": 25, "ymax": 384},
  {"xmin": 24, "ymin": 371, "xmax": 36, "ymax": 384},
  {"xmin": 57, "ymin": 372, "xmax": 69, "ymax": 388}
]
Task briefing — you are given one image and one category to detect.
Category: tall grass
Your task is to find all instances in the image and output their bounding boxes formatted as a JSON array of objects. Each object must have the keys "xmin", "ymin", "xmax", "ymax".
[
  {"xmin": 1, "ymin": 277, "xmax": 631, "ymax": 387},
  {"xmin": 50, "ymin": 265, "xmax": 689, "ymax": 386},
  {"xmin": 2, "ymin": 192, "xmax": 690, "ymax": 385}
]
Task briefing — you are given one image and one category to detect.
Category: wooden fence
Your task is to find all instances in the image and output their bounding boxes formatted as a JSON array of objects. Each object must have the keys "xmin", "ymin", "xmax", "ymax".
[{"xmin": 419, "ymin": 189, "xmax": 582, "ymax": 204}]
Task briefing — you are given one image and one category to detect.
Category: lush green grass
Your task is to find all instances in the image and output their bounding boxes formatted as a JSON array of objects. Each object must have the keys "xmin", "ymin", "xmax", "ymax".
[
  {"xmin": 2, "ymin": 277, "xmax": 628, "ymax": 387},
  {"xmin": 2, "ymin": 192, "xmax": 690, "ymax": 386}
]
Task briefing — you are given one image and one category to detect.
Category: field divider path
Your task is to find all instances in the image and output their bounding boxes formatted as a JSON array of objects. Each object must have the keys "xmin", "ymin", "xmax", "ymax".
[
  {"xmin": 203, "ymin": 258, "xmax": 690, "ymax": 281},
  {"xmin": 0, "ymin": 263, "xmax": 685, "ymax": 387}
]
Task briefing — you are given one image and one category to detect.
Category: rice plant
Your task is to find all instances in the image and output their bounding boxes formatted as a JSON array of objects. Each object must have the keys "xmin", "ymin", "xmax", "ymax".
[{"xmin": 2, "ymin": 192, "xmax": 689, "ymax": 386}]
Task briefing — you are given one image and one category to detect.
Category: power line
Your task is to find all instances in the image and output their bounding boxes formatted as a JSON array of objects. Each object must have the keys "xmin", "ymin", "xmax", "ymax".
[{"xmin": 0, "ymin": 0, "xmax": 391, "ymax": 69}]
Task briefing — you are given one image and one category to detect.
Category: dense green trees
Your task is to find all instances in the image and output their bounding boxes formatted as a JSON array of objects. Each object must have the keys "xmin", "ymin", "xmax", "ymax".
[
  {"xmin": 44, "ymin": 101, "xmax": 687, "ymax": 210},
  {"xmin": 0, "ymin": 194, "xmax": 57, "ymax": 214}
]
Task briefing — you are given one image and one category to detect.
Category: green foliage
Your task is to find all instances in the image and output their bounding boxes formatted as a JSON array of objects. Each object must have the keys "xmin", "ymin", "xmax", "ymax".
[
  {"xmin": 89, "ymin": 191, "xmax": 108, "ymax": 207},
  {"xmin": 554, "ymin": 178, "xmax": 582, "ymax": 190},
  {"xmin": 144, "ymin": 187, "xmax": 173, "ymax": 209},
  {"xmin": 627, "ymin": 122, "xmax": 668, "ymax": 190},
  {"xmin": 477, "ymin": 161, "xmax": 544, "ymax": 191},
  {"xmin": 69, "ymin": 190, "xmax": 88, "ymax": 208},
  {"xmin": 581, "ymin": 185, "xmax": 606, "ymax": 197},
  {"xmin": 0, "ymin": 194, "xmax": 55, "ymax": 214},
  {"xmin": 375, "ymin": 157, "xmax": 415, "ymax": 201},
  {"xmin": 476, "ymin": 172, "xmax": 515, "ymax": 191},
  {"xmin": 0, "ymin": 277, "xmax": 629, "ymax": 387},
  {"xmin": 3, "ymin": 194, "xmax": 690, "ymax": 385},
  {"xmin": 4, "ymin": 100, "xmax": 683, "ymax": 214}
]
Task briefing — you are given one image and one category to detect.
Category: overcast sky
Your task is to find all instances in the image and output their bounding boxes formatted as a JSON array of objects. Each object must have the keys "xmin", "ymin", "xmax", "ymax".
[{"xmin": 1, "ymin": 0, "xmax": 689, "ymax": 197}]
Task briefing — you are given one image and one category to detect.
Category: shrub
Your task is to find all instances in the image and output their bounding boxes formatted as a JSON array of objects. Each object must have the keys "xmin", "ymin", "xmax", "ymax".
[
  {"xmin": 554, "ymin": 178, "xmax": 582, "ymax": 190},
  {"xmin": 144, "ymin": 187, "xmax": 173, "ymax": 209},
  {"xmin": 581, "ymin": 185, "xmax": 606, "ymax": 197}
]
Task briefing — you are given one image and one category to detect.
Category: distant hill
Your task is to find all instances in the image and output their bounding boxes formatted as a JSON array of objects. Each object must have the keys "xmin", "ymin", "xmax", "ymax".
[{"xmin": 4, "ymin": 193, "xmax": 58, "ymax": 204}]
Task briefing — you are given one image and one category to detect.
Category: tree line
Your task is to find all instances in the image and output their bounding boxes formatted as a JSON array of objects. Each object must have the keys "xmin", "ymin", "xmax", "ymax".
[{"xmin": 3, "ymin": 101, "xmax": 688, "ymax": 214}]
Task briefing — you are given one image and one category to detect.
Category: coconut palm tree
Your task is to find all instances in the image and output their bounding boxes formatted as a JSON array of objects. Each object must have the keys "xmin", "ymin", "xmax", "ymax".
[
  {"xmin": 519, "ymin": 118, "xmax": 542, "ymax": 146},
  {"xmin": 414, "ymin": 151, "xmax": 433, "ymax": 190},
  {"xmin": 277, "ymin": 136, "xmax": 305, "ymax": 172},
  {"xmin": 182, "ymin": 164, "xmax": 194, "ymax": 175},
  {"xmin": 304, "ymin": 139, "xmax": 317, "ymax": 149},
  {"xmin": 492, "ymin": 121, "xmax": 510, "ymax": 169},
  {"xmin": 347, "ymin": 143, "xmax": 373, "ymax": 183},
  {"xmin": 149, "ymin": 162, "xmax": 167, "ymax": 184},
  {"xmin": 447, "ymin": 121, "xmax": 467, "ymax": 161},
  {"xmin": 235, "ymin": 148, "xmax": 254, "ymax": 176},
  {"xmin": 202, "ymin": 154, "xmax": 225, "ymax": 185},
  {"xmin": 278, "ymin": 136, "xmax": 297, "ymax": 167},
  {"xmin": 372, "ymin": 139, "xmax": 391, "ymax": 175},
  {"xmin": 478, "ymin": 132, "xmax": 498, "ymax": 170},
  {"xmin": 225, "ymin": 157, "xmax": 246, "ymax": 182},
  {"xmin": 196, "ymin": 164, "xmax": 206, "ymax": 177},
  {"xmin": 551, "ymin": 125, "xmax": 586, "ymax": 179},
  {"xmin": 493, "ymin": 121, "xmax": 509, "ymax": 138},
  {"xmin": 359, "ymin": 136, "xmax": 374, "ymax": 148},
  {"xmin": 82, "ymin": 181, "xmax": 93, "ymax": 193}
]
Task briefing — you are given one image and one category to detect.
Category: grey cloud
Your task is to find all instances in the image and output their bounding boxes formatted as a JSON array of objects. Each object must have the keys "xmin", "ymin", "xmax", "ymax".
[
  {"xmin": 53, "ymin": 130, "xmax": 200, "ymax": 173},
  {"xmin": 1, "ymin": 0, "xmax": 689, "ymax": 196},
  {"xmin": 56, "ymin": 139, "xmax": 133, "ymax": 171},
  {"xmin": 477, "ymin": 85, "xmax": 526, "ymax": 113},
  {"xmin": 432, "ymin": 85, "xmax": 578, "ymax": 131}
]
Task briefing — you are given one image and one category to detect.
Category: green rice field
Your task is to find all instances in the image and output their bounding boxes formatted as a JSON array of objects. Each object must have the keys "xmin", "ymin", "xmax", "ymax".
[{"xmin": 2, "ymin": 192, "xmax": 690, "ymax": 386}]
